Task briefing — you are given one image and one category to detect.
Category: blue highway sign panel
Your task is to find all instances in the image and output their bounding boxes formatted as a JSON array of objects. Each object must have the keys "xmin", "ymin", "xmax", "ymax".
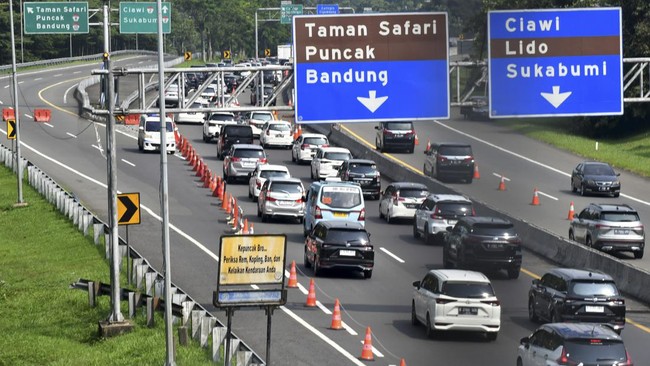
[
  {"xmin": 293, "ymin": 13, "xmax": 449, "ymax": 124},
  {"xmin": 488, "ymin": 8, "xmax": 623, "ymax": 118}
]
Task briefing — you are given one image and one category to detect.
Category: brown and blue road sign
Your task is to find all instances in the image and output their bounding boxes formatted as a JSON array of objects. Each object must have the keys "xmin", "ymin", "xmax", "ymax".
[{"xmin": 118, "ymin": 192, "xmax": 140, "ymax": 225}]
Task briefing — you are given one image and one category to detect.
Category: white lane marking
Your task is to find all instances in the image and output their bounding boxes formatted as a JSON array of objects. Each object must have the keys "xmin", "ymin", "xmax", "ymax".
[
  {"xmin": 138, "ymin": 61, "xmax": 144, "ymax": 64},
  {"xmin": 66, "ymin": 132, "xmax": 77, "ymax": 138},
  {"xmin": 537, "ymin": 191, "xmax": 558, "ymax": 201},
  {"xmin": 72, "ymin": 71, "xmax": 81, "ymax": 74},
  {"xmin": 24, "ymin": 114, "xmax": 33, "ymax": 119},
  {"xmin": 34, "ymin": 77, "xmax": 42, "ymax": 81},
  {"xmin": 18, "ymin": 81, "xmax": 24, "ymax": 84},
  {"xmin": 54, "ymin": 74, "xmax": 63, "ymax": 77},
  {"xmin": 0, "ymin": 100, "xmax": 3, "ymax": 104},
  {"xmin": 44, "ymin": 123, "xmax": 54, "ymax": 128},
  {"xmin": 436, "ymin": 121, "xmax": 650, "ymax": 206},
  {"xmin": 63, "ymin": 83, "xmax": 77, "ymax": 104},
  {"xmin": 121, "ymin": 159, "xmax": 135, "ymax": 167},
  {"xmin": 380, "ymin": 247, "xmax": 405, "ymax": 263},
  {"xmin": 4, "ymin": 85, "xmax": 9, "ymax": 89},
  {"xmin": 359, "ymin": 340, "xmax": 385, "ymax": 358},
  {"xmin": 492, "ymin": 172, "xmax": 511, "ymax": 181},
  {"xmin": 91, "ymin": 144, "xmax": 103, "ymax": 152}
]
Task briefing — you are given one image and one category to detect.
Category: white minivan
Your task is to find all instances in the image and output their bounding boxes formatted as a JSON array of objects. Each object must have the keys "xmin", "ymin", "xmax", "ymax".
[{"xmin": 137, "ymin": 114, "xmax": 176, "ymax": 154}]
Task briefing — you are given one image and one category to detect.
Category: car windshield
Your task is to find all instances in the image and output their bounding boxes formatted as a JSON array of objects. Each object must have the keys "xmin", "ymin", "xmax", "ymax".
[
  {"xmin": 233, "ymin": 149, "xmax": 265, "ymax": 158},
  {"xmin": 441, "ymin": 282, "xmax": 495, "ymax": 298},
  {"xmin": 437, "ymin": 202, "xmax": 473, "ymax": 216},
  {"xmin": 251, "ymin": 113, "xmax": 272, "ymax": 121},
  {"xmin": 563, "ymin": 340, "xmax": 627, "ymax": 363},
  {"xmin": 270, "ymin": 182, "xmax": 302, "ymax": 194},
  {"xmin": 210, "ymin": 114, "xmax": 234, "ymax": 121},
  {"xmin": 324, "ymin": 152, "xmax": 351, "ymax": 161},
  {"xmin": 569, "ymin": 281, "xmax": 619, "ymax": 297},
  {"xmin": 439, "ymin": 146, "xmax": 472, "ymax": 156},
  {"xmin": 145, "ymin": 121, "xmax": 173, "ymax": 132},
  {"xmin": 349, "ymin": 163, "xmax": 377, "ymax": 174},
  {"xmin": 471, "ymin": 224, "xmax": 517, "ymax": 236},
  {"xmin": 190, "ymin": 102, "xmax": 205, "ymax": 109},
  {"xmin": 384, "ymin": 122, "xmax": 412, "ymax": 130},
  {"xmin": 584, "ymin": 164, "xmax": 615, "ymax": 176},
  {"xmin": 324, "ymin": 229, "xmax": 369, "ymax": 245},
  {"xmin": 601, "ymin": 212, "xmax": 640, "ymax": 222},
  {"xmin": 321, "ymin": 189, "xmax": 362, "ymax": 209},
  {"xmin": 260, "ymin": 170, "xmax": 289, "ymax": 179},
  {"xmin": 269, "ymin": 124, "xmax": 291, "ymax": 131},
  {"xmin": 399, "ymin": 188, "xmax": 429, "ymax": 198},
  {"xmin": 303, "ymin": 137, "xmax": 328, "ymax": 145}
]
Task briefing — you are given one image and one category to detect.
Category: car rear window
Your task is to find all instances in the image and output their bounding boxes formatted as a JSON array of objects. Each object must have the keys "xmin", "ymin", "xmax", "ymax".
[
  {"xmin": 210, "ymin": 114, "xmax": 235, "ymax": 121},
  {"xmin": 145, "ymin": 121, "xmax": 173, "ymax": 132},
  {"xmin": 384, "ymin": 122, "xmax": 412, "ymax": 130},
  {"xmin": 583, "ymin": 164, "xmax": 615, "ymax": 175},
  {"xmin": 304, "ymin": 137, "xmax": 328, "ymax": 145},
  {"xmin": 349, "ymin": 163, "xmax": 377, "ymax": 174},
  {"xmin": 471, "ymin": 224, "xmax": 517, "ymax": 236},
  {"xmin": 439, "ymin": 145, "xmax": 472, "ymax": 156},
  {"xmin": 600, "ymin": 212, "xmax": 640, "ymax": 222},
  {"xmin": 437, "ymin": 202, "xmax": 473, "ymax": 217},
  {"xmin": 251, "ymin": 113, "xmax": 272, "ymax": 121},
  {"xmin": 233, "ymin": 149, "xmax": 265, "ymax": 158},
  {"xmin": 270, "ymin": 124, "xmax": 291, "ymax": 131},
  {"xmin": 399, "ymin": 188, "xmax": 429, "ymax": 198},
  {"xmin": 260, "ymin": 170, "xmax": 290, "ymax": 179},
  {"xmin": 441, "ymin": 282, "xmax": 495, "ymax": 298},
  {"xmin": 569, "ymin": 281, "xmax": 619, "ymax": 297},
  {"xmin": 563, "ymin": 340, "xmax": 627, "ymax": 363},
  {"xmin": 270, "ymin": 182, "xmax": 302, "ymax": 194},
  {"xmin": 324, "ymin": 152, "xmax": 351, "ymax": 161},
  {"xmin": 321, "ymin": 187, "xmax": 362, "ymax": 209},
  {"xmin": 324, "ymin": 229, "xmax": 369, "ymax": 245},
  {"xmin": 224, "ymin": 127, "xmax": 252, "ymax": 137}
]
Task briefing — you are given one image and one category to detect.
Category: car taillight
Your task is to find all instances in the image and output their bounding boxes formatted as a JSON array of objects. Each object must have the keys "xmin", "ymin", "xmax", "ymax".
[
  {"xmin": 430, "ymin": 207, "xmax": 443, "ymax": 220},
  {"xmin": 471, "ymin": 207, "xmax": 476, "ymax": 216},
  {"xmin": 392, "ymin": 193, "xmax": 399, "ymax": 206},
  {"xmin": 464, "ymin": 156, "xmax": 475, "ymax": 163},
  {"xmin": 358, "ymin": 208, "xmax": 365, "ymax": 221},
  {"xmin": 622, "ymin": 350, "xmax": 633, "ymax": 366},
  {"xmin": 481, "ymin": 300, "xmax": 500, "ymax": 306},
  {"xmin": 406, "ymin": 129, "xmax": 415, "ymax": 136},
  {"xmin": 595, "ymin": 224, "xmax": 611, "ymax": 230},
  {"xmin": 256, "ymin": 179, "xmax": 262, "ymax": 188},
  {"xmin": 435, "ymin": 298, "xmax": 453, "ymax": 304},
  {"xmin": 315, "ymin": 206, "xmax": 323, "ymax": 219},
  {"xmin": 383, "ymin": 129, "xmax": 393, "ymax": 137},
  {"xmin": 230, "ymin": 157, "xmax": 241, "ymax": 162},
  {"xmin": 557, "ymin": 346, "xmax": 570, "ymax": 365},
  {"xmin": 301, "ymin": 144, "xmax": 309, "ymax": 150},
  {"xmin": 259, "ymin": 158, "xmax": 268, "ymax": 164},
  {"xmin": 266, "ymin": 195, "xmax": 277, "ymax": 202},
  {"xmin": 321, "ymin": 144, "xmax": 329, "ymax": 148}
]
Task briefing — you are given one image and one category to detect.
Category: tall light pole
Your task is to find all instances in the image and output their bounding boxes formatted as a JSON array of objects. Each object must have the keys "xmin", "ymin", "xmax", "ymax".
[{"xmin": 10, "ymin": 0, "xmax": 25, "ymax": 205}]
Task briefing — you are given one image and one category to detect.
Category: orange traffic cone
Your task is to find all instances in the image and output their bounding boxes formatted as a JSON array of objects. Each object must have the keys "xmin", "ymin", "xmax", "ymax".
[
  {"xmin": 196, "ymin": 160, "xmax": 205, "ymax": 177},
  {"xmin": 567, "ymin": 201, "xmax": 575, "ymax": 220},
  {"xmin": 531, "ymin": 188, "xmax": 540, "ymax": 206},
  {"xmin": 297, "ymin": 125, "xmax": 302, "ymax": 138},
  {"xmin": 414, "ymin": 134, "xmax": 419, "ymax": 146},
  {"xmin": 330, "ymin": 299, "xmax": 343, "ymax": 330},
  {"xmin": 203, "ymin": 169, "xmax": 212, "ymax": 187},
  {"xmin": 232, "ymin": 200, "xmax": 239, "ymax": 229},
  {"xmin": 425, "ymin": 138, "xmax": 431, "ymax": 152},
  {"xmin": 400, "ymin": 359, "xmax": 406, "ymax": 366},
  {"xmin": 243, "ymin": 218, "xmax": 249, "ymax": 234},
  {"xmin": 497, "ymin": 176, "xmax": 506, "ymax": 191},
  {"xmin": 287, "ymin": 260, "xmax": 298, "ymax": 288},
  {"xmin": 212, "ymin": 176, "xmax": 220, "ymax": 197},
  {"xmin": 222, "ymin": 192, "xmax": 231, "ymax": 211},
  {"xmin": 360, "ymin": 327, "xmax": 374, "ymax": 361},
  {"xmin": 473, "ymin": 164, "xmax": 480, "ymax": 179},
  {"xmin": 306, "ymin": 278, "xmax": 317, "ymax": 307}
]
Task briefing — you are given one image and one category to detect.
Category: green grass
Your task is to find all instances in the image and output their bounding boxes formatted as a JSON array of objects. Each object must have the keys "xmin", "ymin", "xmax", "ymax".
[
  {"xmin": 0, "ymin": 166, "xmax": 217, "ymax": 366},
  {"xmin": 494, "ymin": 117, "xmax": 650, "ymax": 177}
]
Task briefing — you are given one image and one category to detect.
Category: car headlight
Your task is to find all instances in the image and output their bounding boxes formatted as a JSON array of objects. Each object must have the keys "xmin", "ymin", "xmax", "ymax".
[
  {"xmin": 613, "ymin": 180, "xmax": 620, "ymax": 186},
  {"xmin": 586, "ymin": 180, "xmax": 595, "ymax": 185}
]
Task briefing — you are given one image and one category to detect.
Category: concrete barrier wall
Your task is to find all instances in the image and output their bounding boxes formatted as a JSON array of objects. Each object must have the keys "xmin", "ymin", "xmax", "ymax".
[{"xmin": 310, "ymin": 123, "xmax": 650, "ymax": 304}]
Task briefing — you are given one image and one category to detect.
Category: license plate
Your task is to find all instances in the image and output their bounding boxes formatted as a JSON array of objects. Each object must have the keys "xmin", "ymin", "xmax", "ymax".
[
  {"xmin": 486, "ymin": 243, "xmax": 504, "ymax": 249},
  {"xmin": 585, "ymin": 305, "xmax": 604, "ymax": 313},
  {"xmin": 333, "ymin": 212, "xmax": 348, "ymax": 218},
  {"xmin": 405, "ymin": 203, "xmax": 418, "ymax": 208},
  {"xmin": 614, "ymin": 229, "xmax": 629, "ymax": 235},
  {"xmin": 447, "ymin": 220, "xmax": 457, "ymax": 226},
  {"xmin": 339, "ymin": 250, "xmax": 355, "ymax": 257},
  {"xmin": 242, "ymin": 163, "xmax": 255, "ymax": 168},
  {"xmin": 277, "ymin": 200, "xmax": 292, "ymax": 206},
  {"xmin": 599, "ymin": 187, "xmax": 607, "ymax": 191},
  {"xmin": 277, "ymin": 134, "xmax": 284, "ymax": 138},
  {"xmin": 458, "ymin": 307, "xmax": 478, "ymax": 315}
]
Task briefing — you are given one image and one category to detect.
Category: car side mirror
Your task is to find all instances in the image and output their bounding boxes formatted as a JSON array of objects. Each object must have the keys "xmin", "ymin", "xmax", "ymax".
[
  {"xmin": 374, "ymin": 126, "xmax": 380, "ymax": 130},
  {"xmin": 412, "ymin": 280, "xmax": 420, "ymax": 289},
  {"xmin": 616, "ymin": 173, "xmax": 621, "ymax": 176},
  {"xmin": 532, "ymin": 279, "xmax": 540, "ymax": 286},
  {"xmin": 520, "ymin": 337, "xmax": 530, "ymax": 347}
]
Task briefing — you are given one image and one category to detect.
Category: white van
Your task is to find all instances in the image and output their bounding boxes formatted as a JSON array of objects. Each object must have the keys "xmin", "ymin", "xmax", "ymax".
[
  {"xmin": 303, "ymin": 180, "xmax": 365, "ymax": 236},
  {"xmin": 137, "ymin": 114, "xmax": 176, "ymax": 154}
]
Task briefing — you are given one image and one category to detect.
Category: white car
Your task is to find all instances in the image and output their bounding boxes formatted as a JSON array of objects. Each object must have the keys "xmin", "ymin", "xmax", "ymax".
[
  {"xmin": 245, "ymin": 110, "xmax": 275, "ymax": 138},
  {"xmin": 176, "ymin": 99, "xmax": 208, "ymax": 124},
  {"xmin": 248, "ymin": 164, "xmax": 291, "ymax": 201},
  {"xmin": 137, "ymin": 114, "xmax": 176, "ymax": 154},
  {"xmin": 412, "ymin": 269, "xmax": 500, "ymax": 341},
  {"xmin": 291, "ymin": 133, "xmax": 329, "ymax": 164},
  {"xmin": 260, "ymin": 120, "xmax": 293, "ymax": 149},
  {"xmin": 202, "ymin": 112, "xmax": 237, "ymax": 142},
  {"xmin": 378, "ymin": 182, "xmax": 429, "ymax": 223},
  {"xmin": 413, "ymin": 194, "xmax": 474, "ymax": 245},
  {"xmin": 310, "ymin": 147, "xmax": 352, "ymax": 180}
]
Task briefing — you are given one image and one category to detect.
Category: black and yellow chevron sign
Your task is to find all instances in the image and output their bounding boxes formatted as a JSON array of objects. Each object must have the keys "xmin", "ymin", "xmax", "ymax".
[
  {"xmin": 223, "ymin": 50, "xmax": 231, "ymax": 59},
  {"xmin": 7, "ymin": 118, "xmax": 16, "ymax": 140},
  {"xmin": 265, "ymin": 48, "xmax": 271, "ymax": 57},
  {"xmin": 117, "ymin": 193, "xmax": 140, "ymax": 225},
  {"xmin": 184, "ymin": 51, "xmax": 192, "ymax": 61}
]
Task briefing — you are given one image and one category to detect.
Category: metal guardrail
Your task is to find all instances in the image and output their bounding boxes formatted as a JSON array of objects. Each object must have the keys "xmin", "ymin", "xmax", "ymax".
[
  {"xmin": 0, "ymin": 143, "xmax": 265, "ymax": 366},
  {"xmin": 0, "ymin": 50, "xmax": 161, "ymax": 72}
]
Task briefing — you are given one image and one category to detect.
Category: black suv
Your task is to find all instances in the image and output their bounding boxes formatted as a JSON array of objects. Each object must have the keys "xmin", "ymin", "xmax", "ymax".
[
  {"xmin": 442, "ymin": 216, "xmax": 522, "ymax": 279},
  {"xmin": 304, "ymin": 221, "xmax": 374, "ymax": 279},
  {"xmin": 423, "ymin": 143, "xmax": 475, "ymax": 183},
  {"xmin": 217, "ymin": 125, "xmax": 254, "ymax": 159},
  {"xmin": 517, "ymin": 323, "xmax": 633, "ymax": 366},
  {"xmin": 337, "ymin": 159, "xmax": 381, "ymax": 200},
  {"xmin": 528, "ymin": 268, "xmax": 626, "ymax": 332},
  {"xmin": 374, "ymin": 121, "xmax": 416, "ymax": 153}
]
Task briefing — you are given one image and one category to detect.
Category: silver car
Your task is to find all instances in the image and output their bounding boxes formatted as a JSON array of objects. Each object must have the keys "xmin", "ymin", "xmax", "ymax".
[
  {"xmin": 569, "ymin": 203, "xmax": 645, "ymax": 259},
  {"xmin": 223, "ymin": 144, "xmax": 268, "ymax": 183},
  {"xmin": 257, "ymin": 178, "xmax": 306, "ymax": 223},
  {"xmin": 413, "ymin": 194, "xmax": 474, "ymax": 245}
]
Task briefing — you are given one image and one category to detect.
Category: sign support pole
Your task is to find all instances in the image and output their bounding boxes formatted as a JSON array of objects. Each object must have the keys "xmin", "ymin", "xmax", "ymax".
[
  {"xmin": 9, "ymin": 0, "xmax": 25, "ymax": 206},
  {"xmin": 126, "ymin": 226, "xmax": 130, "ymax": 285},
  {"xmin": 225, "ymin": 308, "xmax": 234, "ymax": 365},
  {"xmin": 265, "ymin": 306, "xmax": 274, "ymax": 365}
]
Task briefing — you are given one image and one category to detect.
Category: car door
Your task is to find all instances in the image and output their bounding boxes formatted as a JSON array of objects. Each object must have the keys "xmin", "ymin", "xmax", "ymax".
[
  {"xmin": 379, "ymin": 185, "xmax": 394, "ymax": 217},
  {"xmin": 303, "ymin": 187, "xmax": 317, "ymax": 234},
  {"xmin": 311, "ymin": 149, "xmax": 322, "ymax": 177},
  {"xmin": 414, "ymin": 274, "xmax": 436, "ymax": 322},
  {"xmin": 415, "ymin": 198, "xmax": 433, "ymax": 234},
  {"xmin": 537, "ymin": 274, "xmax": 561, "ymax": 320},
  {"xmin": 446, "ymin": 222, "xmax": 466, "ymax": 262},
  {"xmin": 249, "ymin": 166, "xmax": 260, "ymax": 196},
  {"xmin": 573, "ymin": 208, "xmax": 591, "ymax": 242},
  {"xmin": 526, "ymin": 329, "xmax": 552, "ymax": 366},
  {"xmin": 292, "ymin": 135, "xmax": 303, "ymax": 159},
  {"xmin": 258, "ymin": 180, "xmax": 270, "ymax": 213},
  {"xmin": 572, "ymin": 163, "xmax": 584, "ymax": 190}
]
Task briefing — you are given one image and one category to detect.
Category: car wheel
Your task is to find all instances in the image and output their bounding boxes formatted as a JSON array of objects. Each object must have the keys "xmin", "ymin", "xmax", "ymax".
[
  {"xmin": 413, "ymin": 220, "xmax": 420, "ymax": 239},
  {"xmin": 379, "ymin": 140, "xmax": 385, "ymax": 153},
  {"xmin": 580, "ymin": 184, "xmax": 586, "ymax": 196},
  {"xmin": 465, "ymin": 175, "xmax": 473, "ymax": 184},
  {"xmin": 261, "ymin": 212, "xmax": 268, "ymax": 223},
  {"xmin": 203, "ymin": 134, "xmax": 209, "ymax": 143},
  {"xmin": 291, "ymin": 151, "xmax": 296, "ymax": 162},
  {"xmin": 528, "ymin": 297, "xmax": 539, "ymax": 323},
  {"xmin": 310, "ymin": 168, "xmax": 315, "ymax": 180},
  {"xmin": 257, "ymin": 205, "xmax": 262, "ymax": 218},
  {"xmin": 586, "ymin": 236, "xmax": 593, "ymax": 248},
  {"xmin": 613, "ymin": 192, "xmax": 620, "ymax": 198},
  {"xmin": 424, "ymin": 226, "xmax": 434, "ymax": 245},
  {"xmin": 571, "ymin": 179, "xmax": 577, "ymax": 192},
  {"xmin": 304, "ymin": 248, "xmax": 311, "ymax": 268},
  {"xmin": 485, "ymin": 332, "xmax": 498, "ymax": 341},
  {"xmin": 252, "ymin": 194, "xmax": 258, "ymax": 203},
  {"xmin": 375, "ymin": 138, "xmax": 380, "ymax": 150},
  {"xmin": 507, "ymin": 266, "xmax": 520, "ymax": 279},
  {"xmin": 552, "ymin": 309, "xmax": 563, "ymax": 323},
  {"xmin": 425, "ymin": 313, "xmax": 435, "ymax": 338},
  {"xmin": 313, "ymin": 255, "xmax": 321, "ymax": 277},
  {"xmin": 297, "ymin": 216, "xmax": 304, "ymax": 224},
  {"xmin": 407, "ymin": 145, "xmax": 414, "ymax": 154},
  {"xmin": 569, "ymin": 230, "xmax": 575, "ymax": 241},
  {"xmin": 248, "ymin": 189, "xmax": 253, "ymax": 199},
  {"xmin": 386, "ymin": 210, "xmax": 391, "ymax": 224},
  {"xmin": 634, "ymin": 249, "xmax": 644, "ymax": 259},
  {"xmin": 363, "ymin": 270, "xmax": 372, "ymax": 279},
  {"xmin": 411, "ymin": 302, "xmax": 419, "ymax": 326},
  {"xmin": 423, "ymin": 164, "xmax": 428, "ymax": 177},
  {"xmin": 379, "ymin": 205, "xmax": 385, "ymax": 219}
]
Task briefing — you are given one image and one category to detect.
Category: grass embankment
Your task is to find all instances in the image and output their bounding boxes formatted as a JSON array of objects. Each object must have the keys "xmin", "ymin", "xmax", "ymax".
[
  {"xmin": 0, "ymin": 166, "xmax": 214, "ymax": 366},
  {"xmin": 494, "ymin": 118, "xmax": 650, "ymax": 177}
]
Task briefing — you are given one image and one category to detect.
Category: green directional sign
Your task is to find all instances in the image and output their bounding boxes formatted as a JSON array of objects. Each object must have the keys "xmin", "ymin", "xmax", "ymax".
[
  {"xmin": 23, "ymin": 2, "xmax": 89, "ymax": 34},
  {"xmin": 119, "ymin": 2, "xmax": 171, "ymax": 34},
  {"xmin": 281, "ymin": 4, "xmax": 303, "ymax": 25}
]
